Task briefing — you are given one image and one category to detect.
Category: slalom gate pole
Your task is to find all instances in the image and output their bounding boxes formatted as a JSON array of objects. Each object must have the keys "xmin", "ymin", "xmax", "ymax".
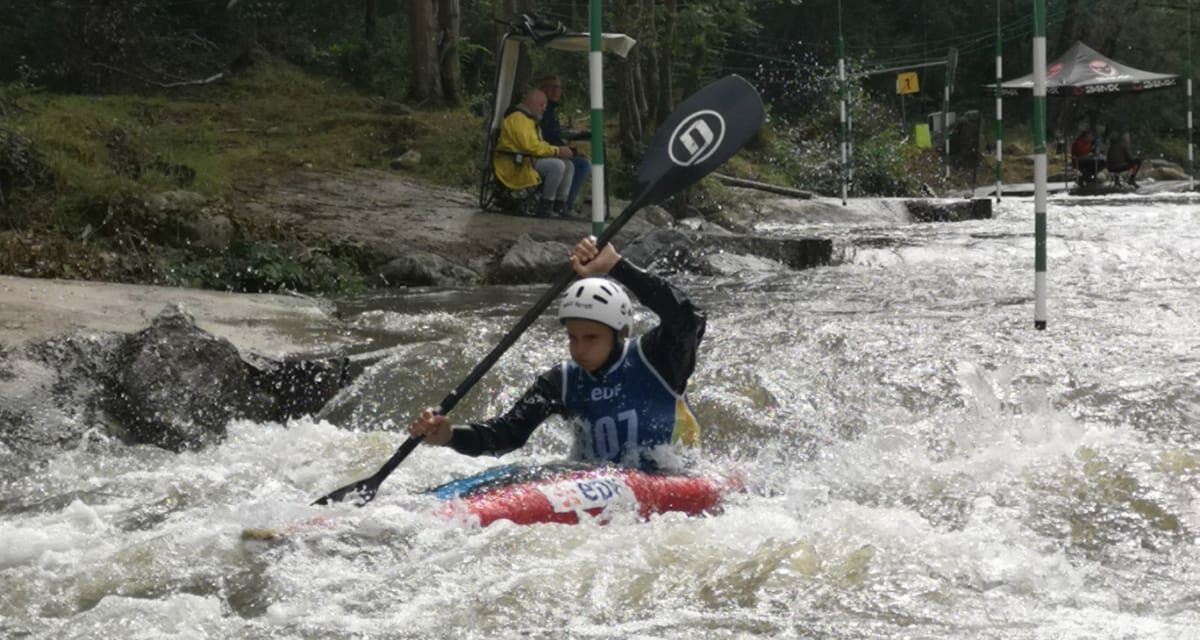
[
  {"xmin": 837, "ymin": 2, "xmax": 848, "ymax": 206},
  {"xmin": 1032, "ymin": 0, "xmax": 1048, "ymax": 331},
  {"xmin": 589, "ymin": 0, "xmax": 607, "ymax": 236},
  {"xmin": 995, "ymin": 1, "xmax": 1004, "ymax": 202}
]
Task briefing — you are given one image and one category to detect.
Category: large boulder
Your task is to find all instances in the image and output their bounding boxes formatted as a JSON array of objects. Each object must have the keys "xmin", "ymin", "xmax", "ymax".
[
  {"xmin": 378, "ymin": 250, "xmax": 481, "ymax": 287},
  {"xmin": 495, "ymin": 234, "xmax": 572, "ymax": 284},
  {"xmin": 621, "ymin": 228, "xmax": 702, "ymax": 272},
  {"xmin": 102, "ymin": 305, "xmax": 353, "ymax": 452},
  {"xmin": 104, "ymin": 305, "xmax": 264, "ymax": 450}
]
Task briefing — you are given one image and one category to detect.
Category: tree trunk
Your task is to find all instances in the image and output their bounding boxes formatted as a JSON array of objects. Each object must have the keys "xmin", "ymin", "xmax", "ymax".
[
  {"xmin": 639, "ymin": 0, "xmax": 660, "ymax": 127},
  {"xmin": 656, "ymin": 0, "xmax": 676, "ymax": 120},
  {"xmin": 408, "ymin": 0, "xmax": 442, "ymax": 103},
  {"xmin": 613, "ymin": 0, "xmax": 649, "ymax": 153},
  {"xmin": 620, "ymin": 57, "xmax": 644, "ymax": 152},
  {"xmin": 436, "ymin": 0, "xmax": 463, "ymax": 106},
  {"xmin": 364, "ymin": 0, "xmax": 376, "ymax": 40}
]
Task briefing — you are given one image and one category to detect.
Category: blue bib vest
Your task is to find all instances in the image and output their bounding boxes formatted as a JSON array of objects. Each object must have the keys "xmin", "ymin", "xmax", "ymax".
[{"xmin": 560, "ymin": 339, "xmax": 701, "ymax": 464}]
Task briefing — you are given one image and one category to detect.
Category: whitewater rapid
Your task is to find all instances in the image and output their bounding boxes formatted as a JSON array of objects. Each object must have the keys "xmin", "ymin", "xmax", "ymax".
[{"xmin": 2, "ymin": 193, "xmax": 1198, "ymax": 639}]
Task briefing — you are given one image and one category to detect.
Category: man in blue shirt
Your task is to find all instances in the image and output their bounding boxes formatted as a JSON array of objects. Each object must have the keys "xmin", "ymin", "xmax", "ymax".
[
  {"xmin": 408, "ymin": 235, "xmax": 705, "ymax": 470},
  {"xmin": 538, "ymin": 75, "xmax": 593, "ymax": 215}
]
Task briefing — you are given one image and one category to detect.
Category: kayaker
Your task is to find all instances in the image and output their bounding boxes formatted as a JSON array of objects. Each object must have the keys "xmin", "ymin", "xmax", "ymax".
[{"xmin": 408, "ymin": 235, "xmax": 705, "ymax": 469}]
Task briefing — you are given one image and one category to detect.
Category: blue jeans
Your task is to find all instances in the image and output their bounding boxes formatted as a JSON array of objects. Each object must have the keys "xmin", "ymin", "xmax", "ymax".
[
  {"xmin": 534, "ymin": 157, "xmax": 573, "ymax": 202},
  {"xmin": 566, "ymin": 155, "xmax": 592, "ymax": 208}
]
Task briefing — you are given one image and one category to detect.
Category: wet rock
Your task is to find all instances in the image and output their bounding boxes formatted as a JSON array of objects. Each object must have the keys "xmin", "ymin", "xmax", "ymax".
[
  {"xmin": 101, "ymin": 305, "xmax": 355, "ymax": 452},
  {"xmin": 640, "ymin": 205, "xmax": 675, "ymax": 228},
  {"xmin": 245, "ymin": 355, "xmax": 353, "ymax": 421},
  {"xmin": 495, "ymin": 234, "xmax": 572, "ymax": 284},
  {"xmin": 622, "ymin": 228, "xmax": 702, "ymax": 272},
  {"xmin": 905, "ymin": 198, "xmax": 992, "ymax": 223},
  {"xmin": 1, "ymin": 331, "xmax": 125, "ymax": 470},
  {"xmin": 104, "ymin": 305, "xmax": 264, "ymax": 451},
  {"xmin": 378, "ymin": 250, "xmax": 481, "ymax": 286}
]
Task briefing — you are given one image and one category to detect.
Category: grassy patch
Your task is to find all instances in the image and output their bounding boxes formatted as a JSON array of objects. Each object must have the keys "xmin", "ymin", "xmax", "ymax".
[{"xmin": 0, "ymin": 59, "xmax": 456, "ymax": 293}]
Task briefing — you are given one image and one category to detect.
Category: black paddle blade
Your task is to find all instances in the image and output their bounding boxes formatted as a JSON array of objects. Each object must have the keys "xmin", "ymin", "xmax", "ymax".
[
  {"xmin": 311, "ymin": 477, "xmax": 377, "ymax": 506},
  {"xmin": 633, "ymin": 74, "xmax": 765, "ymax": 207},
  {"xmin": 312, "ymin": 435, "xmax": 423, "ymax": 506}
]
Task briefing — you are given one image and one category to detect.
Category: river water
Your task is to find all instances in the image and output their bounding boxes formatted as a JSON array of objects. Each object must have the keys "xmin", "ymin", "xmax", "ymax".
[{"xmin": 2, "ymin": 193, "xmax": 1198, "ymax": 639}]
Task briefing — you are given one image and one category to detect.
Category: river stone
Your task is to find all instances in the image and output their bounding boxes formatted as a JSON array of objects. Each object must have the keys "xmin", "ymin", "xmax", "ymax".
[
  {"xmin": 379, "ymin": 250, "xmax": 481, "ymax": 286},
  {"xmin": 495, "ymin": 234, "xmax": 572, "ymax": 284},
  {"xmin": 640, "ymin": 205, "xmax": 675, "ymax": 228},
  {"xmin": 0, "ymin": 332, "xmax": 128, "ymax": 468},
  {"xmin": 101, "ymin": 304, "xmax": 356, "ymax": 451},
  {"xmin": 104, "ymin": 304, "xmax": 263, "ymax": 451},
  {"xmin": 622, "ymin": 228, "xmax": 701, "ymax": 272}
]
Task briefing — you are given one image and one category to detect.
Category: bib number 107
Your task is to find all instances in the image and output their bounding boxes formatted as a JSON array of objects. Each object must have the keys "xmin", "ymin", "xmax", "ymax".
[{"xmin": 591, "ymin": 409, "xmax": 639, "ymax": 459}]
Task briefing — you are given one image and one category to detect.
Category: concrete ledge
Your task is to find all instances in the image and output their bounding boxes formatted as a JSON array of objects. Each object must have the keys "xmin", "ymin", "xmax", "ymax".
[
  {"xmin": 0, "ymin": 275, "xmax": 357, "ymax": 357},
  {"xmin": 696, "ymin": 234, "xmax": 833, "ymax": 270}
]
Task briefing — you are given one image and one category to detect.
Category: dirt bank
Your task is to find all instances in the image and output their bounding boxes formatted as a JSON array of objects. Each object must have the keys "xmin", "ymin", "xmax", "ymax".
[{"xmin": 239, "ymin": 169, "xmax": 658, "ymax": 276}]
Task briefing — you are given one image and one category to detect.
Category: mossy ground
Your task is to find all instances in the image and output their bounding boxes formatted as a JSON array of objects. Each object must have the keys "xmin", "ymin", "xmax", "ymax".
[{"xmin": 1, "ymin": 61, "xmax": 497, "ymax": 292}]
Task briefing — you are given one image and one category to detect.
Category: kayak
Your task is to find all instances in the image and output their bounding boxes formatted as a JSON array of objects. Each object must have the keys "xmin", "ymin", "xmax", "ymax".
[
  {"xmin": 429, "ymin": 462, "xmax": 743, "ymax": 527},
  {"xmin": 242, "ymin": 462, "xmax": 741, "ymax": 540}
]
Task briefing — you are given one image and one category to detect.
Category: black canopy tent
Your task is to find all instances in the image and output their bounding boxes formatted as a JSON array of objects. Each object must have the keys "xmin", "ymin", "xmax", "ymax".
[
  {"xmin": 981, "ymin": 40, "xmax": 1188, "ymax": 197},
  {"xmin": 989, "ymin": 41, "xmax": 1178, "ymax": 96}
]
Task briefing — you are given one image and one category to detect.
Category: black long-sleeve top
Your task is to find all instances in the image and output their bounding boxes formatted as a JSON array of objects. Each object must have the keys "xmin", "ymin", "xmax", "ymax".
[{"xmin": 446, "ymin": 258, "xmax": 705, "ymax": 457}]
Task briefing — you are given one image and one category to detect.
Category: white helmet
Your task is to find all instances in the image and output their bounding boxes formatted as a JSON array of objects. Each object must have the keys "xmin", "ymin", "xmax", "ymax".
[{"xmin": 558, "ymin": 277, "xmax": 633, "ymax": 332}]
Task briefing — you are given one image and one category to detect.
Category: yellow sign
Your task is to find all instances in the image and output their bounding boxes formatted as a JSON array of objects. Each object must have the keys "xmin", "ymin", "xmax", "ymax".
[{"xmin": 897, "ymin": 72, "xmax": 920, "ymax": 95}]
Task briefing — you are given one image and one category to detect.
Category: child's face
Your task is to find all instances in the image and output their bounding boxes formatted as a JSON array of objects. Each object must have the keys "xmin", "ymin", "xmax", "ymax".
[{"xmin": 565, "ymin": 319, "xmax": 616, "ymax": 373}]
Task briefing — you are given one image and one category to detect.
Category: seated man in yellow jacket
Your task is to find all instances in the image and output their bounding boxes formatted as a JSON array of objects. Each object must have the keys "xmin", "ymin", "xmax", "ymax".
[{"xmin": 493, "ymin": 88, "xmax": 576, "ymax": 217}]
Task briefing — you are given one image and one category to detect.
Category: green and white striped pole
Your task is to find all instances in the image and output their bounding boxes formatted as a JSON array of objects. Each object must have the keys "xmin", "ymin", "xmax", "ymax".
[
  {"xmin": 1033, "ymin": 0, "xmax": 1048, "ymax": 330},
  {"xmin": 1189, "ymin": 1, "xmax": 1195, "ymax": 191},
  {"xmin": 995, "ymin": 1, "xmax": 1004, "ymax": 202},
  {"xmin": 943, "ymin": 70, "xmax": 951, "ymax": 181},
  {"xmin": 837, "ymin": 2, "xmax": 848, "ymax": 206},
  {"xmin": 589, "ymin": 0, "xmax": 606, "ymax": 236},
  {"xmin": 847, "ymin": 85, "xmax": 854, "ymax": 193}
]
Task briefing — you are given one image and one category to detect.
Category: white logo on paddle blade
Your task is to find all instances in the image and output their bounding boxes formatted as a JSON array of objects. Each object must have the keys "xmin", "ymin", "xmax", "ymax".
[{"xmin": 668, "ymin": 110, "xmax": 726, "ymax": 167}]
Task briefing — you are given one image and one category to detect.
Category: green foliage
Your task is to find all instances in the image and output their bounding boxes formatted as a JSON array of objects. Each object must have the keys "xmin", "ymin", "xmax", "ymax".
[
  {"xmin": 160, "ymin": 240, "xmax": 366, "ymax": 294},
  {"xmin": 308, "ymin": 14, "xmax": 412, "ymax": 99},
  {"xmin": 0, "ymin": 124, "xmax": 52, "ymax": 207},
  {"xmin": 666, "ymin": 0, "xmax": 765, "ymax": 98},
  {"xmin": 406, "ymin": 109, "xmax": 486, "ymax": 191},
  {"xmin": 0, "ymin": 58, "xmax": 404, "ymax": 293}
]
